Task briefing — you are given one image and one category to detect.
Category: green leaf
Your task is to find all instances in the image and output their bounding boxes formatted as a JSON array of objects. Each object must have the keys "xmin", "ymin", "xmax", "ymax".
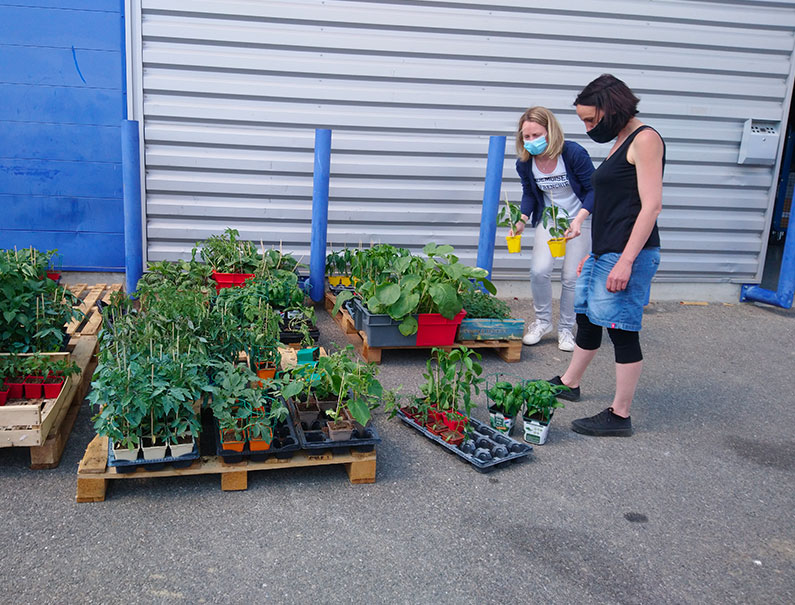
[
  {"xmin": 399, "ymin": 316, "xmax": 418, "ymax": 336},
  {"xmin": 429, "ymin": 283, "xmax": 461, "ymax": 318},
  {"xmin": 375, "ymin": 283, "xmax": 401, "ymax": 306},
  {"xmin": 389, "ymin": 291, "xmax": 419, "ymax": 318},
  {"xmin": 346, "ymin": 398, "xmax": 371, "ymax": 427}
]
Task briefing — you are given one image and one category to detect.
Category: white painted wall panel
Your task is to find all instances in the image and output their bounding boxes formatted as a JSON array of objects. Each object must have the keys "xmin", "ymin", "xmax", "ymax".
[{"xmin": 131, "ymin": 0, "xmax": 795, "ymax": 283}]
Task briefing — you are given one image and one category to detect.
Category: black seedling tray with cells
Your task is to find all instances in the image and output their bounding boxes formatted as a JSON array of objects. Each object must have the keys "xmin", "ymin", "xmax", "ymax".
[
  {"xmin": 287, "ymin": 400, "xmax": 381, "ymax": 453},
  {"xmin": 397, "ymin": 410, "xmax": 532, "ymax": 472},
  {"xmin": 212, "ymin": 417, "xmax": 301, "ymax": 464}
]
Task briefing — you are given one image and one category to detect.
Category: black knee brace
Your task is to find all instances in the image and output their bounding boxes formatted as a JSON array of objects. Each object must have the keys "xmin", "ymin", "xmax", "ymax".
[
  {"xmin": 607, "ymin": 328, "xmax": 643, "ymax": 364},
  {"xmin": 575, "ymin": 313, "xmax": 602, "ymax": 350}
]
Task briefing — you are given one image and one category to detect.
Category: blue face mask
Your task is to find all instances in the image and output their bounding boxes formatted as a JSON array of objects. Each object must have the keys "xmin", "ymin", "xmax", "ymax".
[{"xmin": 524, "ymin": 135, "xmax": 548, "ymax": 156}]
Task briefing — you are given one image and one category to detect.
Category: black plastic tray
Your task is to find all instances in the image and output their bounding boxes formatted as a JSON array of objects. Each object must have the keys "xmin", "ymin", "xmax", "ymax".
[
  {"xmin": 287, "ymin": 399, "xmax": 381, "ymax": 453},
  {"xmin": 107, "ymin": 438, "xmax": 200, "ymax": 473},
  {"xmin": 212, "ymin": 416, "xmax": 301, "ymax": 464},
  {"xmin": 397, "ymin": 411, "xmax": 532, "ymax": 473}
]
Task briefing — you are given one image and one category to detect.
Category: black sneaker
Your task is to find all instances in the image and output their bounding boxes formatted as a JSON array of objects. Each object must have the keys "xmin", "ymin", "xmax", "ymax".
[
  {"xmin": 571, "ymin": 407, "xmax": 632, "ymax": 437},
  {"xmin": 548, "ymin": 376, "xmax": 580, "ymax": 401}
]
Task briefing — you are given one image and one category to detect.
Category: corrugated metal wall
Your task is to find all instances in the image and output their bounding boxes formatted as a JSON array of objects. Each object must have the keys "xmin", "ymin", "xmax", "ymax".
[{"xmin": 132, "ymin": 0, "xmax": 795, "ymax": 282}]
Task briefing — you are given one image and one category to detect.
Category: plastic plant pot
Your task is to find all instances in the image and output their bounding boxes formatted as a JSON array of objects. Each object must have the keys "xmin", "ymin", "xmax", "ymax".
[
  {"xmin": 248, "ymin": 427, "xmax": 273, "ymax": 452},
  {"xmin": 415, "ymin": 310, "xmax": 467, "ymax": 347},
  {"xmin": 4, "ymin": 378, "xmax": 25, "ymax": 400},
  {"xmin": 43, "ymin": 376, "xmax": 65, "ymax": 399},
  {"xmin": 326, "ymin": 420, "xmax": 354, "ymax": 441},
  {"xmin": 219, "ymin": 430, "xmax": 245, "ymax": 452},
  {"xmin": 505, "ymin": 234, "xmax": 522, "ymax": 253},
  {"xmin": 23, "ymin": 376, "xmax": 45, "ymax": 399},
  {"xmin": 328, "ymin": 275, "xmax": 352, "ymax": 287},
  {"xmin": 167, "ymin": 435, "xmax": 195, "ymax": 458},
  {"xmin": 210, "ymin": 271, "xmax": 255, "ymax": 293},
  {"xmin": 547, "ymin": 238, "xmax": 567, "ymax": 258},
  {"xmin": 522, "ymin": 414, "xmax": 552, "ymax": 445},
  {"xmin": 0, "ymin": 387, "xmax": 8, "ymax": 406},
  {"xmin": 442, "ymin": 410, "xmax": 468, "ymax": 433}
]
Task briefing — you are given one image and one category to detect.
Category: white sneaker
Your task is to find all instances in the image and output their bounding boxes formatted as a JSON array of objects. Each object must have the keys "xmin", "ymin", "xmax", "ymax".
[
  {"xmin": 522, "ymin": 320, "xmax": 552, "ymax": 345},
  {"xmin": 558, "ymin": 329, "xmax": 575, "ymax": 352}
]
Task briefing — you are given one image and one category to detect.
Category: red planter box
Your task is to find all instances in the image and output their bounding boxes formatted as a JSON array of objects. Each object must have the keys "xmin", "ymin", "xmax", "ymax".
[
  {"xmin": 0, "ymin": 388, "xmax": 8, "ymax": 406},
  {"xmin": 211, "ymin": 271, "xmax": 255, "ymax": 293},
  {"xmin": 46, "ymin": 271, "xmax": 61, "ymax": 282},
  {"xmin": 415, "ymin": 310, "xmax": 467, "ymax": 347}
]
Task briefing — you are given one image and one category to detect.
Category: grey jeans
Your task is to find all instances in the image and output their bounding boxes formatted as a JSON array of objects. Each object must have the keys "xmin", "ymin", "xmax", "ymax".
[{"xmin": 530, "ymin": 221, "xmax": 592, "ymax": 332}]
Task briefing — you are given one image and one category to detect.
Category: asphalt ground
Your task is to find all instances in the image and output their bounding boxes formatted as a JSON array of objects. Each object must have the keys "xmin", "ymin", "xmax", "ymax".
[{"xmin": 1, "ymin": 297, "xmax": 793, "ymax": 604}]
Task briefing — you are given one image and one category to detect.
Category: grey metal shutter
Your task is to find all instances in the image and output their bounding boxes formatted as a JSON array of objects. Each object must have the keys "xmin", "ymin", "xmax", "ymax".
[{"xmin": 130, "ymin": 0, "xmax": 795, "ymax": 282}]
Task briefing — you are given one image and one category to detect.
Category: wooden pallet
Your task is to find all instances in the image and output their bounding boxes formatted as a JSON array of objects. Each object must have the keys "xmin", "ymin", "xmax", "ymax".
[
  {"xmin": 324, "ymin": 292, "xmax": 522, "ymax": 364},
  {"xmin": 66, "ymin": 283, "xmax": 123, "ymax": 346},
  {"xmin": 0, "ymin": 335, "xmax": 98, "ymax": 468},
  {"xmin": 76, "ymin": 435, "xmax": 377, "ymax": 502}
]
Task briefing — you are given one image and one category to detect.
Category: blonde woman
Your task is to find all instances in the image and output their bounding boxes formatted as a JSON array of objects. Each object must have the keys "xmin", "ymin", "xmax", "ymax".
[{"xmin": 513, "ymin": 107, "xmax": 595, "ymax": 351}]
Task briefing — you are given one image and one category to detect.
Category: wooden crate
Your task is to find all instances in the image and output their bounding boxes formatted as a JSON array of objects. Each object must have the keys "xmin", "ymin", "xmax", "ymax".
[
  {"xmin": 324, "ymin": 292, "xmax": 522, "ymax": 364},
  {"xmin": 0, "ymin": 337, "xmax": 98, "ymax": 467},
  {"xmin": 76, "ymin": 435, "xmax": 377, "ymax": 502},
  {"xmin": 65, "ymin": 283, "xmax": 123, "ymax": 346}
]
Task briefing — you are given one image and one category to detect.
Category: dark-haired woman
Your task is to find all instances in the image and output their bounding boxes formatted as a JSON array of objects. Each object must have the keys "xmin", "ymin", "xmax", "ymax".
[{"xmin": 550, "ymin": 74, "xmax": 664, "ymax": 437}]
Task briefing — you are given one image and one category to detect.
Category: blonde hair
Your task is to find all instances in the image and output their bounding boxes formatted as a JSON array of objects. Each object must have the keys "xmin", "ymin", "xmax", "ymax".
[{"xmin": 515, "ymin": 106, "xmax": 565, "ymax": 162}]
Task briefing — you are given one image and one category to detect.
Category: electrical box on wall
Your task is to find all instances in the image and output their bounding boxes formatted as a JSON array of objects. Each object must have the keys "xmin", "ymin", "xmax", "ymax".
[{"xmin": 738, "ymin": 119, "xmax": 780, "ymax": 165}]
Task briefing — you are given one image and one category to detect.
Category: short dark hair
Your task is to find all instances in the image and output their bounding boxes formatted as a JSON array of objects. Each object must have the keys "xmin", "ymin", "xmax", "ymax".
[{"xmin": 574, "ymin": 74, "xmax": 640, "ymax": 133}]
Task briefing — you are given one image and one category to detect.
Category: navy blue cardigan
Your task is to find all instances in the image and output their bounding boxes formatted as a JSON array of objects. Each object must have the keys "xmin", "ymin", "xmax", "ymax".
[{"xmin": 515, "ymin": 141, "xmax": 595, "ymax": 227}]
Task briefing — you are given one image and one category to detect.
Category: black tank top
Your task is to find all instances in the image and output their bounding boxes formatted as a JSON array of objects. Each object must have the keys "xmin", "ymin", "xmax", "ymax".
[{"xmin": 591, "ymin": 125, "xmax": 664, "ymax": 255}]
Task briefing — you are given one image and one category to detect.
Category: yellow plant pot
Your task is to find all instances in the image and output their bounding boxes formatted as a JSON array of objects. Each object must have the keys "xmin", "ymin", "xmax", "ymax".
[
  {"xmin": 547, "ymin": 237, "xmax": 567, "ymax": 258},
  {"xmin": 505, "ymin": 234, "xmax": 522, "ymax": 254},
  {"xmin": 328, "ymin": 275, "xmax": 352, "ymax": 287}
]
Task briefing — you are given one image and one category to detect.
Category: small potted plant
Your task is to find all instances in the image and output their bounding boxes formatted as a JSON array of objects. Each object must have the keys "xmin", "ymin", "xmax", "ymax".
[
  {"xmin": 541, "ymin": 203, "xmax": 571, "ymax": 258},
  {"xmin": 43, "ymin": 358, "xmax": 80, "ymax": 398},
  {"xmin": 521, "ymin": 380, "xmax": 568, "ymax": 445},
  {"xmin": 416, "ymin": 346, "xmax": 484, "ymax": 436},
  {"xmin": 486, "ymin": 379, "xmax": 526, "ymax": 435},
  {"xmin": 325, "ymin": 247, "xmax": 355, "ymax": 290},
  {"xmin": 497, "ymin": 192, "xmax": 524, "ymax": 253}
]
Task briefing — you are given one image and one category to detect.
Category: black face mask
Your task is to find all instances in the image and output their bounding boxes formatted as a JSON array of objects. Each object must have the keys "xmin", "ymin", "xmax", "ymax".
[{"xmin": 586, "ymin": 116, "xmax": 622, "ymax": 144}]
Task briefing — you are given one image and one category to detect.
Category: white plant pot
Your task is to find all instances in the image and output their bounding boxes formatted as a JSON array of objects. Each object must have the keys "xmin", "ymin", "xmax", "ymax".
[
  {"xmin": 522, "ymin": 416, "xmax": 551, "ymax": 445},
  {"xmin": 141, "ymin": 443, "xmax": 168, "ymax": 460},
  {"xmin": 167, "ymin": 437, "xmax": 195, "ymax": 458},
  {"xmin": 112, "ymin": 441, "xmax": 140, "ymax": 462},
  {"xmin": 488, "ymin": 410, "xmax": 516, "ymax": 434}
]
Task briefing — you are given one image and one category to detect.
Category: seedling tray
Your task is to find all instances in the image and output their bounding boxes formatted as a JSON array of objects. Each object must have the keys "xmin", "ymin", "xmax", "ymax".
[
  {"xmin": 107, "ymin": 438, "xmax": 200, "ymax": 474},
  {"xmin": 287, "ymin": 400, "xmax": 381, "ymax": 453},
  {"xmin": 397, "ymin": 411, "xmax": 532, "ymax": 472},
  {"xmin": 213, "ymin": 417, "xmax": 301, "ymax": 464}
]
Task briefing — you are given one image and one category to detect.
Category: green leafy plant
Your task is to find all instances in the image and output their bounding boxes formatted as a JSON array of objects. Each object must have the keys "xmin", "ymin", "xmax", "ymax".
[
  {"xmin": 497, "ymin": 192, "xmax": 523, "ymax": 232},
  {"xmin": 487, "ymin": 380, "xmax": 526, "ymax": 418},
  {"xmin": 522, "ymin": 380, "xmax": 568, "ymax": 422},
  {"xmin": 418, "ymin": 346, "xmax": 484, "ymax": 419},
  {"xmin": 0, "ymin": 247, "xmax": 84, "ymax": 352},
  {"xmin": 333, "ymin": 243, "xmax": 495, "ymax": 336},
  {"xmin": 459, "ymin": 289, "xmax": 512, "ymax": 320},
  {"xmin": 199, "ymin": 228, "xmax": 261, "ymax": 274},
  {"xmin": 541, "ymin": 204, "xmax": 571, "ymax": 240},
  {"xmin": 325, "ymin": 248, "xmax": 355, "ymax": 278}
]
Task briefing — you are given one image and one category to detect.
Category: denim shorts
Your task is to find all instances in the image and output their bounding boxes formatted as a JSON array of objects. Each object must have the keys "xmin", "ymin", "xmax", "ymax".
[{"xmin": 574, "ymin": 248, "xmax": 660, "ymax": 332}]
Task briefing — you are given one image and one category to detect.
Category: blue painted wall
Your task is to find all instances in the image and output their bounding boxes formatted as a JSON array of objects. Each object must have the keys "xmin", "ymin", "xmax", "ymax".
[{"xmin": 0, "ymin": 1, "xmax": 125, "ymax": 270}]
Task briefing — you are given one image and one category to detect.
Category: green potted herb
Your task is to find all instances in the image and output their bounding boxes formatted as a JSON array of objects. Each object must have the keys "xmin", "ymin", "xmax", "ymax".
[
  {"xmin": 541, "ymin": 204, "xmax": 571, "ymax": 258},
  {"xmin": 486, "ymin": 378, "xmax": 526, "ymax": 434},
  {"xmin": 497, "ymin": 192, "xmax": 524, "ymax": 253},
  {"xmin": 326, "ymin": 247, "xmax": 355, "ymax": 289},
  {"xmin": 521, "ymin": 380, "xmax": 568, "ymax": 445}
]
